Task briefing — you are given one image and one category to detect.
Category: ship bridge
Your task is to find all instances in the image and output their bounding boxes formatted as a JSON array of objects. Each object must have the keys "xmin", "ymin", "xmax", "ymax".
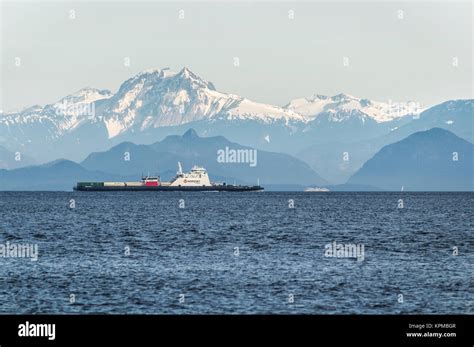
[{"xmin": 170, "ymin": 162, "xmax": 212, "ymax": 187}]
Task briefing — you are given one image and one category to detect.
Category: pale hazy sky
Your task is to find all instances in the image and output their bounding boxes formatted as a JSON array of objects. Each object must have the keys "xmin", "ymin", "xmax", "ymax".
[{"xmin": 1, "ymin": 0, "xmax": 472, "ymax": 112}]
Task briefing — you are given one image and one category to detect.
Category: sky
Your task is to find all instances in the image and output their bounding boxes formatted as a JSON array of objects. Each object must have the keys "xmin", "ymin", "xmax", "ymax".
[{"xmin": 1, "ymin": 0, "xmax": 472, "ymax": 112}]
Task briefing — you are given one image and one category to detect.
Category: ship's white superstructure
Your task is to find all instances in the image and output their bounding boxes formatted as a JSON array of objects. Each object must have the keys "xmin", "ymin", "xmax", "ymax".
[{"xmin": 170, "ymin": 162, "xmax": 212, "ymax": 187}]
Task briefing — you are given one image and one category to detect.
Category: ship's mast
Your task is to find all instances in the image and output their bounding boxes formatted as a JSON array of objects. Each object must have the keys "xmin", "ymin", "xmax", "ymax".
[{"xmin": 177, "ymin": 162, "xmax": 183, "ymax": 175}]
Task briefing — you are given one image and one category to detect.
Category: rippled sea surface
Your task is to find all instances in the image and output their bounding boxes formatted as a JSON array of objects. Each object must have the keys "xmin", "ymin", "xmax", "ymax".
[{"xmin": 0, "ymin": 192, "xmax": 472, "ymax": 314}]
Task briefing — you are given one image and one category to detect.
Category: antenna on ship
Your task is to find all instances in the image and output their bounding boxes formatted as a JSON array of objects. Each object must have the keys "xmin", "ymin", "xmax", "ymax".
[
  {"xmin": 257, "ymin": 178, "xmax": 260, "ymax": 187},
  {"xmin": 177, "ymin": 162, "xmax": 183, "ymax": 175}
]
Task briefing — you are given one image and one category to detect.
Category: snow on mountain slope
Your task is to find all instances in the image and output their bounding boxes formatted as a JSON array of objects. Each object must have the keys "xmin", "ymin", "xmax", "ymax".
[
  {"xmin": 0, "ymin": 67, "xmax": 422, "ymax": 145},
  {"xmin": 225, "ymin": 98, "xmax": 305, "ymax": 124},
  {"xmin": 0, "ymin": 87, "xmax": 112, "ymax": 138},
  {"xmin": 52, "ymin": 88, "xmax": 113, "ymax": 132},
  {"xmin": 99, "ymin": 67, "xmax": 304, "ymax": 138},
  {"xmin": 55, "ymin": 87, "xmax": 113, "ymax": 106},
  {"xmin": 285, "ymin": 93, "xmax": 423, "ymax": 123}
]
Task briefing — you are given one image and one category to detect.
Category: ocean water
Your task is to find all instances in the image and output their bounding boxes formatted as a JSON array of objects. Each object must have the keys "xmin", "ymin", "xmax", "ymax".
[{"xmin": 0, "ymin": 191, "xmax": 472, "ymax": 314}]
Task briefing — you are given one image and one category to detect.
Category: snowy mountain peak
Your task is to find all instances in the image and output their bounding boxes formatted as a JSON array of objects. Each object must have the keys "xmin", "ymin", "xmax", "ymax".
[
  {"xmin": 179, "ymin": 66, "xmax": 192, "ymax": 77},
  {"xmin": 137, "ymin": 68, "xmax": 164, "ymax": 76},
  {"xmin": 75, "ymin": 87, "xmax": 112, "ymax": 96},
  {"xmin": 285, "ymin": 93, "xmax": 420, "ymax": 123},
  {"xmin": 174, "ymin": 67, "xmax": 216, "ymax": 91},
  {"xmin": 116, "ymin": 67, "xmax": 215, "ymax": 99},
  {"xmin": 1, "ymin": 67, "xmax": 427, "ymax": 149},
  {"xmin": 20, "ymin": 104, "xmax": 43, "ymax": 113},
  {"xmin": 57, "ymin": 87, "xmax": 113, "ymax": 105},
  {"xmin": 331, "ymin": 93, "xmax": 357, "ymax": 101},
  {"xmin": 118, "ymin": 69, "xmax": 163, "ymax": 93},
  {"xmin": 97, "ymin": 66, "xmax": 306, "ymax": 138}
]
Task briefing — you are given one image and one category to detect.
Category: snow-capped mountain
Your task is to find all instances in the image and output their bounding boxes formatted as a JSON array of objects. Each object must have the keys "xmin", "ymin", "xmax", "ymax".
[
  {"xmin": 297, "ymin": 99, "xmax": 473, "ymax": 184},
  {"xmin": 285, "ymin": 93, "xmax": 423, "ymax": 123},
  {"xmin": 1, "ymin": 66, "xmax": 466, "ymax": 170},
  {"xmin": 0, "ymin": 87, "xmax": 112, "ymax": 139},
  {"xmin": 0, "ymin": 67, "xmax": 418, "ymax": 144},
  {"xmin": 98, "ymin": 67, "xmax": 304, "ymax": 139}
]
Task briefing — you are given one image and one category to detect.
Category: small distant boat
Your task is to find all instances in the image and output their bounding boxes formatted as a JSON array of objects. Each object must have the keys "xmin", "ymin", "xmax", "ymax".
[
  {"xmin": 304, "ymin": 187, "xmax": 330, "ymax": 192},
  {"xmin": 74, "ymin": 162, "xmax": 263, "ymax": 192}
]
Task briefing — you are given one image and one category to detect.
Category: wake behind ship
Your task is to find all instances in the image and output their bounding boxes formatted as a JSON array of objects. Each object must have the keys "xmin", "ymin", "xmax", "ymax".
[{"xmin": 74, "ymin": 162, "xmax": 263, "ymax": 192}]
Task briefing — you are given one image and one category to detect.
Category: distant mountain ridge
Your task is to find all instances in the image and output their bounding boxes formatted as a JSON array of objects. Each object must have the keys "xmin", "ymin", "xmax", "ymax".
[
  {"xmin": 348, "ymin": 128, "xmax": 473, "ymax": 191},
  {"xmin": 2, "ymin": 128, "xmax": 472, "ymax": 191},
  {"xmin": 297, "ymin": 99, "xmax": 473, "ymax": 183},
  {"xmin": 1, "ymin": 67, "xmax": 471, "ymax": 186},
  {"xmin": 0, "ymin": 130, "xmax": 327, "ymax": 190},
  {"xmin": 0, "ymin": 67, "xmax": 422, "ymax": 164},
  {"xmin": 81, "ymin": 129, "xmax": 328, "ymax": 186}
]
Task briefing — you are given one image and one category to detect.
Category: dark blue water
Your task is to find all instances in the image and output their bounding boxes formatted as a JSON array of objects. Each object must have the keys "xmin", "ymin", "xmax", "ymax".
[{"xmin": 0, "ymin": 192, "xmax": 472, "ymax": 314}]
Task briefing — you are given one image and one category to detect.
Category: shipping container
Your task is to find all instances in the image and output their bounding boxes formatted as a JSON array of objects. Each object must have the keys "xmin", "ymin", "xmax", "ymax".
[
  {"xmin": 77, "ymin": 182, "xmax": 104, "ymax": 187},
  {"xmin": 125, "ymin": 182, "xmax": 143, "ymax": 187},
  {"xmin": 104, "ymin": 182, "xmax": 126, "ymax": 187}
]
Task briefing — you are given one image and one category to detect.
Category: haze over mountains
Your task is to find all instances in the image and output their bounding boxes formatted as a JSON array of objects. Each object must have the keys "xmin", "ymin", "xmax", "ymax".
[
  {"xmin": 298, "ymin": 99, "xmax": 473, "ymax": 183},
  {"xmin": 0, "ymin": 127, "xmax": 472, "ymax": 191},
  {"xmin": 0, "ymin": 145, "xmax": 36, "ymax": 170},
  {"xmin": 0, "ymin": 130, "xmax": 327, "ymax": 190},
  {"xmin": 348, "ymin": 128, "xmax": 473, "ymax": 191},
  {"xmin": 81, "ymin": 129, "xmax": 327, "ymax": 186},
  {"xmin": 0, "ymin": 67, "xmax": 472, "ymax": 189},
  {"xmin": 0, "ymin": 67, "xmax": 420, "ymax": 160}
]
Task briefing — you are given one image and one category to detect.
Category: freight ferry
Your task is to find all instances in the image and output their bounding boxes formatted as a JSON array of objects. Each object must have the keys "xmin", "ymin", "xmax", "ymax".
[{"xmin": 74, "ymin": 162, "xmax": 263, "ymax": 192}]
